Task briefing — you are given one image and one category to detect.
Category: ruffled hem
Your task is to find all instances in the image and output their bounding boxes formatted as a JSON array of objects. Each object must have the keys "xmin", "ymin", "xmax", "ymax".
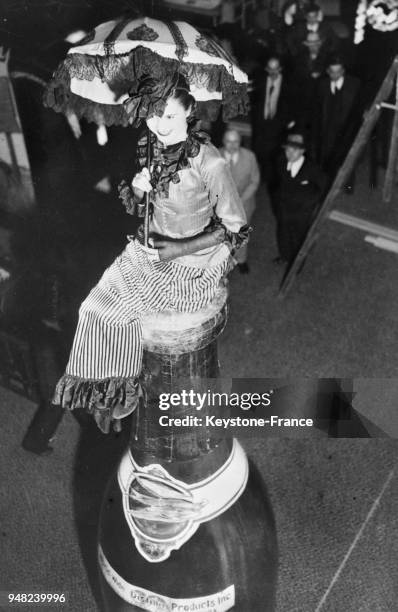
[
  {"xmin": 43, "ymin": 46, "xmax": 248, "ymax": 126},
  {"xmin": 52, "ymin": 374, "xmax": 141, "ymax": 433}
]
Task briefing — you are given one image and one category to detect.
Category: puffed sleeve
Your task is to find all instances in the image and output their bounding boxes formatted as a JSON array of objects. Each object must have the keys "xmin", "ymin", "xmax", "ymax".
[{"xmin": 200, "ymin": 143, "xmax": 251, "ymax": 252}]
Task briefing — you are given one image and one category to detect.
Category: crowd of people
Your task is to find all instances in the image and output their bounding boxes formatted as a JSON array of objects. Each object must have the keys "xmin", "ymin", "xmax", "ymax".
[{"xmin": 217, "ymin": 1, "xmax": 365, "ymax": 266}]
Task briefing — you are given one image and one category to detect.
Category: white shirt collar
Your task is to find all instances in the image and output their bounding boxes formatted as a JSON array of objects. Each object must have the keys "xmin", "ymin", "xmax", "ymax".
[
  {"xmin": 267, "ymin": 74, "xmax": 282, "ymax": 89},
  {"xmin": 331, "ymin": 76, "xmax": 344, "ymax": 92},
  {"xmin": 287, "ymin": 155, "xmax": 305, "ymax": 177},
  {"xmin": 224, "ymin": 150, "xmax": 239, "ymax": 165}
]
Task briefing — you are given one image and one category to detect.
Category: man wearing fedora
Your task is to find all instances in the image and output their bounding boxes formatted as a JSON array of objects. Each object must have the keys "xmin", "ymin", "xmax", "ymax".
[{"xmin": 272, "ymin": 131, "xmax": 326, "ymax": 265}]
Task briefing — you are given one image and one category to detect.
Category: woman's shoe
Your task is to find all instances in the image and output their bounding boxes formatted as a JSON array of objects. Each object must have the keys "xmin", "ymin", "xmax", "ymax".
[{"xmin": 21, "ymin": 402, "xmax": 65, "ymax": 455}]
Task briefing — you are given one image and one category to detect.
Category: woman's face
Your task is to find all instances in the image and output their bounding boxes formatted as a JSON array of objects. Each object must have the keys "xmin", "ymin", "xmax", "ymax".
[{"xmin": 146, "ymin": 97, "xmax": 191, "ymax": 145}]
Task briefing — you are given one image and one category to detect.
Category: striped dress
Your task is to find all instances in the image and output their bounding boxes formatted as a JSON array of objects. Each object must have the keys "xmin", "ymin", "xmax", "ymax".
[{"xmin": 52, "ymin": 137, "xmax": 247, "ymax": 433}]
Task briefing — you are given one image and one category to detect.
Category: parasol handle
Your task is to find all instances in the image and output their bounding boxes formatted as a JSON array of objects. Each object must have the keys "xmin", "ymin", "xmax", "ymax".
[{"xmin": 144, "ymin": 128, "xmax": 151, "ymax": 247}]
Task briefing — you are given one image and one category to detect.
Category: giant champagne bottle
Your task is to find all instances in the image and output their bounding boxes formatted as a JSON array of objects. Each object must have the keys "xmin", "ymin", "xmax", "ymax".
[{"xmin": 98, "ymin": 288, "xmax": 278, "ymax": 611}]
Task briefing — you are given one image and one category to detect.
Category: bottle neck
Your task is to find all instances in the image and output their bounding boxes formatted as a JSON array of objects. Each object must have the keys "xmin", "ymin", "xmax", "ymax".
[
  {"xmin": 131, "ymin": 295, "xmax": 230, "ymax": 484},
  {"xmin": 129, "ymin": 381, "xmax": 233, "ymax": 484}
]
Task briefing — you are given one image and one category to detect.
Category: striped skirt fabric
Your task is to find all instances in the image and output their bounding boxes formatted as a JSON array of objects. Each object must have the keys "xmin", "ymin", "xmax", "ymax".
[{"xmin": 53, "ymin": 238, "xmax": 228, "ymax": 431}]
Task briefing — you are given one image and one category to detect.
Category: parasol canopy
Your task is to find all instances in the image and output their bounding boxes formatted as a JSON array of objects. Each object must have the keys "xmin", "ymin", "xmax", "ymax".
[{"xmin": 44, "ymin": 15, "xmax": 249, "ymax": 126}]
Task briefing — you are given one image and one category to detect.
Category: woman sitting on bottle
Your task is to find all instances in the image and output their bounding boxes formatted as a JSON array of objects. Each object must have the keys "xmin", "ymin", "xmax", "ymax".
[{"xmin": 52, "ymin": 75, "xmax": 249, "ymax": 433}]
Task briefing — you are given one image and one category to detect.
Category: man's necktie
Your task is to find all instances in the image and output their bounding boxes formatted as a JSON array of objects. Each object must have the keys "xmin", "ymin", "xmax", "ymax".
[
  {"xmin": 265, "ymin": 83, "xmax": 275, "ymax": 119},
  {"xmin": 332, "ymin": 82, "xmax": 342, "ymax": 95},
  {"xmin": 226, "ymin": 152, "xmax": 238, "ymax": 166}
]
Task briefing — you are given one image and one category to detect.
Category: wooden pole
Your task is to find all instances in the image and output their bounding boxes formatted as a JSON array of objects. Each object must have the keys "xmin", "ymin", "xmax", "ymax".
[
  {"xmin": 329, "ymin": 210, "xmax": 398, "ymax": 241},
  {"xmin": 278, "ymin": 56, "xmax": 398, "ymax": 299},
  {"xmin": 144, "ymin": 129, "xmax": 151, "ymax": 247},
  {"xmin": 0, "ymin": 47, "xmax": 36, "ymax": 212},
  {"xmin": 382, "ymin": 73, "xmax": 398, "ymax": 202}
]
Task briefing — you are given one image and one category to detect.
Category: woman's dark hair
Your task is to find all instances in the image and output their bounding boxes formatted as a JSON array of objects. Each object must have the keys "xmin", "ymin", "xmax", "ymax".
[{"xmin": 169, "ymin": 74, "xmax": 197, "ymax": 124}]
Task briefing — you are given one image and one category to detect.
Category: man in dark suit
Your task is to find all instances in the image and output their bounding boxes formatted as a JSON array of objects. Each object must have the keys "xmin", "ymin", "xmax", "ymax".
[
  {"xmin": 287, "ymin": 2, "xmax": 339, "ymax": 57},
  {"xmin": 291, "ymin": 30, "xmax": 330, "ymax": 128},
  {"xmin": 272, "ymin": 132, "xmax": 326, "ymax": 265},
  {"xmin": 251, "ymin": 55, "xmax": 295, "ymax": 196},
  {"xmin": 311, "ymin": 57, "xmax": 361, "ymax": 181}
]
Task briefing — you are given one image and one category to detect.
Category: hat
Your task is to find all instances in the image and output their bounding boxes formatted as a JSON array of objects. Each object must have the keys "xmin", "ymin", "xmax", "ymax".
[
  {"xmin": 305, "ymin": 2, "xmax": 321, "ymax": 14},
  {"xmin": 283, "ymin": 133, "xmax": 306, "ymax": 149},
  {"xmin": 303, "ymin": 31, "xmax": 324, "ymax": 45}
]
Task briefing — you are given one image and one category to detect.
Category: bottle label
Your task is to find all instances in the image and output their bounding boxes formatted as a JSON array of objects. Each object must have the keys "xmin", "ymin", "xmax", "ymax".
[
  {"xmin": 99, "ymin": 544, "xmax": 235, "ymax": 611},
  {"xmin": 117, "ymin": 438, "xmax": 248, "ymax": 562}
]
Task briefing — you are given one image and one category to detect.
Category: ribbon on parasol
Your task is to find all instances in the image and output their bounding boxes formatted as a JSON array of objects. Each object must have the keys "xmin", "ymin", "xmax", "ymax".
[{"xmin": 43, "ymin": 16, "xmax": 249, "ymax": 126}]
